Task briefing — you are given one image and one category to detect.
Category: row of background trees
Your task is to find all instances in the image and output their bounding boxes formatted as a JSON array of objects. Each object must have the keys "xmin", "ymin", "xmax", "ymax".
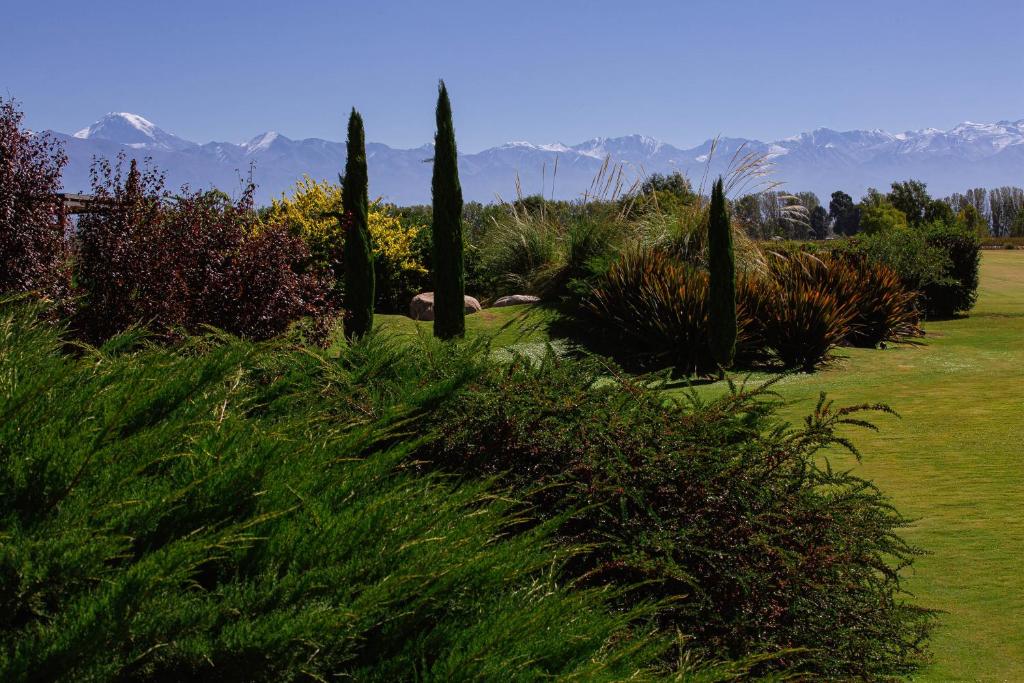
[{"xmin": 732, "ymin": 181, "xmax": 1024, "ymax": 240}]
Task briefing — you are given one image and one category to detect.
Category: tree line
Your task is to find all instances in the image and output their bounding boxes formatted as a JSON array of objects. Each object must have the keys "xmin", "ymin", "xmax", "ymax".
[{"xmin": 732, "ymin": 181, "xmax": 1024, "ymax": 239}]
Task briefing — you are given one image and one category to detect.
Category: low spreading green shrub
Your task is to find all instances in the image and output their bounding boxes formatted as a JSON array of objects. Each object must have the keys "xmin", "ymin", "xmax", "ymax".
[
  {"xmin": 0, "ymin": 298, "xmax": 935, "ymax": 679},
  {"xmin": 423, "ymin": 353, "xmax": 935, "ymax": 679},
  {"xmin": 0, "ymin": 300, "xmax": 680, "ymax": 682}
]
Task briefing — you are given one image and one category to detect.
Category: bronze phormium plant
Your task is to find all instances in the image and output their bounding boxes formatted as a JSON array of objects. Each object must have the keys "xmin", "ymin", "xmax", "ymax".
[
  {"xmin": 583, "ymin": 248, "xmax": 762, "ymax": 374},
  {"xmin": 834, "ymin": 254, "xmax": 922, "ymax": 347},
  {"xmin": 759, "ymin": 251, "xmax": 857, "ymax": 370}
]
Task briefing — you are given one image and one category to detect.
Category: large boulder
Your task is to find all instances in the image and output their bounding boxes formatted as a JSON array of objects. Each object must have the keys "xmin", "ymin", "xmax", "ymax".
[
  {"xmin": 492, "ymin": 294, "xmax": 541, "ymax": 308},
  {"xmin": 409, "ymin": 292, "xmax": 482, "ymax": 321}
]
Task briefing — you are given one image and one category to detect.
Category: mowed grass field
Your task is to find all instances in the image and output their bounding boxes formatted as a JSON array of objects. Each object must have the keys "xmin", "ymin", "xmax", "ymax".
[
  {"xmin": 721, "ymin": 250, "xmax": 1024, "ymax": 682},
  {"xmin": 370, "ymin": 251, "xmax": 1023, "ymax": 680}
]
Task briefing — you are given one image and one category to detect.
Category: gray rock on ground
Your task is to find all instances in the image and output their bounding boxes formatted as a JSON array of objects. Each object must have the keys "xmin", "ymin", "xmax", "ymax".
[
  {"xmin": 409, "ymin": 292, "xmax": 482, "ymax": 321},
  {"xmin": 492, "ymin": 294, "xmax": 541, "ymax": 308}
]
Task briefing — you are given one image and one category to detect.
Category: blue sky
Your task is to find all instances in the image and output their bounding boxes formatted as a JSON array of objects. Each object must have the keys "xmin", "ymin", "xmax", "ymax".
[{"xmin": 4, "ymin": 0, "xmax": 1023, "ymax": 151}]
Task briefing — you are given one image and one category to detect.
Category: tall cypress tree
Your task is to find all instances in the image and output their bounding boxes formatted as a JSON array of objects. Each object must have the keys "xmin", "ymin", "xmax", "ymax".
[
  {"xmin": 431, "ymin": 80, "xmax": 465, "ymax": 339},
  {"xmin": 342, "ymin": 108, "xmax": 374, "ymax": 339},
  {"xmin": 707, "ymin": 177, "xmax": 736, "ymax": 372}
]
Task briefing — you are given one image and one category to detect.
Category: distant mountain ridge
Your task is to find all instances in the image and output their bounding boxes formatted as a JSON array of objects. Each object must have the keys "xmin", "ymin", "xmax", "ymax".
[{"xmin": 51, "ymin": 113, "xmax": 1024, "ymax": 206}]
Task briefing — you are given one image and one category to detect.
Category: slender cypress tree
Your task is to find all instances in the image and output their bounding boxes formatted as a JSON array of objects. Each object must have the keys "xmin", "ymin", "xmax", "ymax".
[
  {"xmin": 342, "ymin": 108, "xmax": 374, "ymax": 339},
  {"xmin": 431, "ymin": 80, "xmax": 465, "ymax": 339},
  {"xmin": 707, "ymin": 177, "xmax": 736, "ymax": 372}
]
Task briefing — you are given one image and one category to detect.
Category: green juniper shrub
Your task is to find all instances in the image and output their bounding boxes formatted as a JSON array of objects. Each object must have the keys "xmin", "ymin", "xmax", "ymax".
[
  {"xmin": 0, "ymin": 300, "xmax": 685, "ymax": 682},
  {"xmin": 421, "ymin": 351, "xmax": 935, "ymax": 679},
  {"xmin": 0, "ymin": 296, "xmax": 935, "ymax": 680}
]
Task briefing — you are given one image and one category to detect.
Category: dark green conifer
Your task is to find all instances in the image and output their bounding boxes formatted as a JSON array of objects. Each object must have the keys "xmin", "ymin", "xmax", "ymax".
[
  {"xmin": 431, "ymin": 80, "xmax": 465, "ymax": 339},
  {"xmin": 707, "ymin": 177, "xmax": 736, "ymax": 372},
  {"xmin": 342, "ymin": 108, "xmax": 374, "ymax": 339}
]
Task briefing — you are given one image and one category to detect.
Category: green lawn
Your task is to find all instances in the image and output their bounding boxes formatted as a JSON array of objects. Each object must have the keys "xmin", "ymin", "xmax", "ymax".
[
  {"xmin": 373, "ymin": 303, "xmax": 559, "ymax": 347},
  {"xmin": 725, "ymin": 250, "xmax": 1024, "ymax": 682},
  {"xmin": 390, "ymin": 251, "xmax": 1023, "ymax": 681}
]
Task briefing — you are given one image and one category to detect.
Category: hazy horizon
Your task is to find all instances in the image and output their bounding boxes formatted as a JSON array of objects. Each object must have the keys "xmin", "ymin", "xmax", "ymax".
[{"xmin": 50, "ymin": 110, "xmax": 1024, "ymax": 153}]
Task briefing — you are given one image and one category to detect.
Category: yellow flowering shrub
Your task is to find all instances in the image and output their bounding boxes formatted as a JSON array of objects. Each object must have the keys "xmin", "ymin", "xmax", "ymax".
[
  {"xmin": 264, "ymin": 176, "xmax": 425, "ymax": 275},
  {"xmin": 368, "ymin": 212, "xmax": 426, "ymax": 274}
]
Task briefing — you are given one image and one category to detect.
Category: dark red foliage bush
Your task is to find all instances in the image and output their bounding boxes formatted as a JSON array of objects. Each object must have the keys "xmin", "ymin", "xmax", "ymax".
[
  {"xmin": 0, "ymin": 98, "xmax": 70, "ymax": 302},
  {"xmin": 73, "ymin": 155, "xmax": 337, "ymax": 343},
  {"xmin": 205, "ymin": 221, "xmax": 338, "ymax": 342}
]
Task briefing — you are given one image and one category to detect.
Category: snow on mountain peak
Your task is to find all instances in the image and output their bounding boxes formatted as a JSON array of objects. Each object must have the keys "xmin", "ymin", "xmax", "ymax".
[
  {"xmin": 119, "ymin": 112, "xmax": 157, "ymax": 134},
  {"xmin": 570, "ymin": 134, "xmax": 667, "ymax": 159},
  {"xmin": 72, "ymin": 112, "xmax": 194, "ymax": 151},
  {"xmin": 54, "ymin": 113, "xmax": 1024, "ymax": 206},
  {"xmin": 498, "ymin": 140, "xmax": 539, "ymax": 150},
  {"xmin": 243, "ymin": 131, "xmax": 283, "ymax": 153},
  {"xmin": 497, "ymin": 140, "xmax": 573, "ymax": 154},
  {"xmin": 82, "ymin": 112, "xmax": 156, "ymax": 137}
]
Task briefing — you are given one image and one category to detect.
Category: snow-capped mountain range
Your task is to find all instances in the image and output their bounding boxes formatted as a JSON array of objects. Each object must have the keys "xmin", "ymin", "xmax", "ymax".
[{"xmin": 51, "ymin": 113, "xmax": 1024, "ymax": 206}]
